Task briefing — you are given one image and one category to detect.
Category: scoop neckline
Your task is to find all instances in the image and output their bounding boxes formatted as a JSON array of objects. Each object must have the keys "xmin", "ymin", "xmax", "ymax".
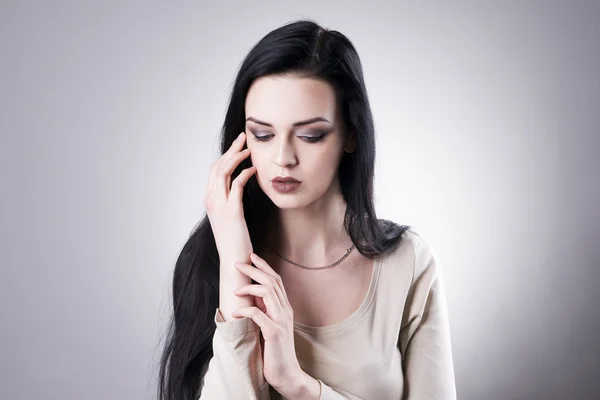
[{"xmin": 292, "ymin": 255, "xmax": 382, "ymax": 334}]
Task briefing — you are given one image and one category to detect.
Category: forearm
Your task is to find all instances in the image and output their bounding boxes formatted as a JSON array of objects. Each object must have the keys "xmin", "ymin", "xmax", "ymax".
[
  {"xmin": 219, "ymin": 248, "xmax": 254, "ymax": 321},
  {"xmin": 201, "ymin": 307, "xmax": 270, "ymax": 399}
]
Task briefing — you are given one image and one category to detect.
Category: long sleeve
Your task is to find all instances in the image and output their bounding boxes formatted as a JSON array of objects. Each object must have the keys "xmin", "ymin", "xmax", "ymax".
[
  {"xmin": 198, "ymin": 308, "xmax": 271, "ymax": 399},
  {"xmin": 398, "ymin": 235, "xmax": 457, "ymax": 400}
]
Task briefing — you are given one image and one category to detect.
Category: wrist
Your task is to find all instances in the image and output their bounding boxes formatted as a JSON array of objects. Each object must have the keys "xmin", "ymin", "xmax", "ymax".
[{"xmin": 286, "ymin": 370, "xmax": 321, "ymax": 400}]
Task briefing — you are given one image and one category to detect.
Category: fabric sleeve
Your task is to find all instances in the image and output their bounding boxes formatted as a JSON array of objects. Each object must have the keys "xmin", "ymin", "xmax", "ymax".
[
  {"xmin": 398, "ymin": 235, "xmax": 457, "ymax": 400},
  {"xmin": 198, "ymin": 308, "xmax": 271, "ymax": 399}
]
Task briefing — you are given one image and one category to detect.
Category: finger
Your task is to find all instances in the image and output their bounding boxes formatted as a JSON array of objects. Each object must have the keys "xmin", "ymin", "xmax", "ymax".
[
  {"xmin": 235, "ymin": 262, "xmax": 291, "ymax": 319},
  {"xmin": 223, "ymin": 131, "xmax": 248, "ymax": 160},
  {"xmin": 216, "ymin": 148, "xmax": 251, "ymax": 197},
  {"xmin": 250, "ymin": 253, "xmax": 291, "ymax": 308},
  {"xmin": 207, "ymin": 160, "xmax": 220, "ymax": 198},
  {"xmin": 233, "ymin": 284, "xmax": 284, "ymax": 320},
  {"xmin": 224, "ymin": 148, "xmax": 251, "ymax": 192},
  {"xmin": 234, "ymin": 262, "xmax": 274, "ymax": 286},
  {"xmin": 231, "ymin": 306, "xmax": 276, "ymax": 337},
  {"xmin": 211, "ymin": 132, "xmax": 249, "ymax": 195},
  {"xmin": 229, "ymin": 165, "xmax": 256, "ymax": 203},
  {"xmin": 209, "ymin": 132, "xmax": 245, "ymax": 188}
]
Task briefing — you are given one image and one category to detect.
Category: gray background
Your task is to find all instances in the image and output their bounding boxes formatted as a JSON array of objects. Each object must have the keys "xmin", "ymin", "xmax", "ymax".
[{"xmin": 1, "ymin": 1, "xmax": 599, "ymax": 399}]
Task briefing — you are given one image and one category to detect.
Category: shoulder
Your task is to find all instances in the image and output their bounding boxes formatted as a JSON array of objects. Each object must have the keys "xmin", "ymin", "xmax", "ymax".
[
  {"xmin": 391, "ymin": 228, "xmax": 442, "ymax": 288},
  {"xmin": 373, "ymin": 228, "xmax": 446, "ymax": 331},
  {"xmin": 374, "ymin": 226, "xmax": 445, "ymax": 295},
  {"xmin": 374, "ymin": 228, "xmax": 420, "ymax": 295},
  {"xmin": 379, "ymin": 227, "xmax": 421, "ymax": 267},
  {"xmin": 401, "ymin": 230, "xmax": 449, "ymax": 320}
]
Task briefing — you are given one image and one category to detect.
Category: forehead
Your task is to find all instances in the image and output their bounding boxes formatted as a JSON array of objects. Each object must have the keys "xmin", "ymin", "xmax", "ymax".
[{"xmin": 245, "ymin": 74, "xmax": 337, "ymax": 123}]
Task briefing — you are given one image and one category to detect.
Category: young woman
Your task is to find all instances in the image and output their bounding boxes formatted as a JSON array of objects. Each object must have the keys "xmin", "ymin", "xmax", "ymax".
[{"xmin": 158, "ymin": 19, "xmax": 456, "ymax": 400}]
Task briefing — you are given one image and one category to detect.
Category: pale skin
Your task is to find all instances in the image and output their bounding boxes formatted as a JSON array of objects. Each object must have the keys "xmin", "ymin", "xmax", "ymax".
[{"xmin": 222, "ymin": 73, "xmax": 375, "ymax": 399}]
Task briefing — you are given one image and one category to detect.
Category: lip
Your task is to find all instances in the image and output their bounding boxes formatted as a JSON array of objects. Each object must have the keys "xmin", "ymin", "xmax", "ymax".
[
  {"xmin": 272, "ymin": 176, "xmax": 301, "ymax": 183},
  {"xmin": 271, "ymin": 180, "xmax": 302, "ymax": 194}
]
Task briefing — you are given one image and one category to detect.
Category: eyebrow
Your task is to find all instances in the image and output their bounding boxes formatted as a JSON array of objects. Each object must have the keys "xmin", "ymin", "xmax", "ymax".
[{"xmin": 245, "ymin": 116, "xmax": 331, "ymax": 127}]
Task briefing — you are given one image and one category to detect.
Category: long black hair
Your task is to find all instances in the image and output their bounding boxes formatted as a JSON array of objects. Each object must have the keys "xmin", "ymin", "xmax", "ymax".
[{"xmin": 157, "ymin": 18, "xmax": 411, "ymax": 400}]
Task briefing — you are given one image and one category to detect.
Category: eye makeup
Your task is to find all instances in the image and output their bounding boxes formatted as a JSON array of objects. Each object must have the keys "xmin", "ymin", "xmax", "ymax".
[{"xmin": 249, "ymin": 129, "xmax": 329, "ymax": 143}]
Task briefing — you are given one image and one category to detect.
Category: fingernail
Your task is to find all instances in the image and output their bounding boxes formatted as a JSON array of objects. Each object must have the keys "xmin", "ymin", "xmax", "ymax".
[{"xmin": 238, "ymin": 132, "xmax": 245, "ymax": 139}]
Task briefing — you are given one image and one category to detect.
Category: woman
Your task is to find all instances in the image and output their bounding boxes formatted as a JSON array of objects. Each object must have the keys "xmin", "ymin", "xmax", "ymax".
[{"xmin": 158, "ymin": 19, "xmax": 456, "ymax": 400}]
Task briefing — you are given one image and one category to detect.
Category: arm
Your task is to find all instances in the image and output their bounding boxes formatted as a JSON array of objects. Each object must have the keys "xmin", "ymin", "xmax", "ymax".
[
  {"xmin": 198, "ymin": 308, "xmax": 271, "ymax": 399},
  {"xmin": 198, "ymin": 253, "xmax": 270, "ymax": 399},
  {"xmin": 398, "ymin": 235, "xmax": 457, "ymax": 400}
]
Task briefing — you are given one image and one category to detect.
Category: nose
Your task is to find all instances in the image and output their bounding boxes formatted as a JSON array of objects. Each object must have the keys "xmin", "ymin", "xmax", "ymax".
[{"xmin": 273, "ymin": 137, "xmax": 297, "ymax": 168}]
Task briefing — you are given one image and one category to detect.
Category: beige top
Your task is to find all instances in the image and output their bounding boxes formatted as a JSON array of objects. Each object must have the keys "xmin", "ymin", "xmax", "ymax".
[{"xmin": 198, "ymin": 229, "xmax": 457, "ymax": 399}]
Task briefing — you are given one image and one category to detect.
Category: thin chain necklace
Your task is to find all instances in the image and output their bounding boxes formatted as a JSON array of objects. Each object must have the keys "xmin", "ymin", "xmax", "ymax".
[{"xmin": 271, "ymin": 243, "xmax": 356, "ymax": 270}]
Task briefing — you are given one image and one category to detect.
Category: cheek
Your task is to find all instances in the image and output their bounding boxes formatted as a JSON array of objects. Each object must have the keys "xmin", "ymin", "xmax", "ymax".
[
  {"xmin": 248, "ymin": 150, "xmax": 259, "ymax": 167},
  {"xmin": 248, "ymin": 151, "xmax": 266, "ymax": 180},
  {"xmin": 309, "ymin": 148, "xmax": 345, "ymax": 183},
  {"xmin": 311, "ymin": 147, "xmax": 341, "ymax": 170}
]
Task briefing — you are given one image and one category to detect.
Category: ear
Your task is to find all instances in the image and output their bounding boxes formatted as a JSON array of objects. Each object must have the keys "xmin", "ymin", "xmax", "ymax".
[{"xmin": 344, "ymin": 132, "xmax": 356, "ymax": 153}]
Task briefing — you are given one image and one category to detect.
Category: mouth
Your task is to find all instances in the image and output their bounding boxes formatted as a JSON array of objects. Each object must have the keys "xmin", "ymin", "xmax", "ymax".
[
  {"xmin": 271, "ymin": 177, "xmax": 302, "ymax": 193},
  {"xmin": 272, "ymin": 177, "xmax": 301, "ymax": 184}
]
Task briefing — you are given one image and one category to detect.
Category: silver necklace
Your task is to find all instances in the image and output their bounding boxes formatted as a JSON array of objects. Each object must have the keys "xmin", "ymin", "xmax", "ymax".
[{"xmin": 271, "ymin": 244, "xmax": 356, "ymax": 270}]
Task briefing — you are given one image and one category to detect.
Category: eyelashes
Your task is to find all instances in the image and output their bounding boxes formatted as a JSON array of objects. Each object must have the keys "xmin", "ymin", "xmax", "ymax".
[{"xmin": 250, "ymin": 131, "xmax": 328, "ymax": 144}]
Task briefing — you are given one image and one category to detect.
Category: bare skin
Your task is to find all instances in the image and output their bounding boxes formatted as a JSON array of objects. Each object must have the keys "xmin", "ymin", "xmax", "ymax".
[
  {"xmin": 260, "ymin": 247, "xmax": 375, "ymax": 328},
  {"xmin": 244, "ymin": 73, "xmax": 374, "ymax": 328},
  {"xmin": 212, "ymin": 72, "xmax": 376, "ymax": 398}
]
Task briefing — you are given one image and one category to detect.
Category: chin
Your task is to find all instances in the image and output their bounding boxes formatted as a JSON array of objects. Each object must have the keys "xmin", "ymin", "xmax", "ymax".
[
  {"xmin": 267, "ymin": 191, "xmax": 305, "ymax": 208},
  {"xmin": 257, "ymin": 184, "xmax": 308, "ymax": 209}
]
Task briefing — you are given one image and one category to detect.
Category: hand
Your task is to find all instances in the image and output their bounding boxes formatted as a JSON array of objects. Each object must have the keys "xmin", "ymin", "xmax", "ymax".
[
  {"xmin": 232, "ymin": 252, "xmax": 306, "ymax": 396},
  {"xmin": 204, "ymin": 131, "xmax": 256, "ymax": 258}
]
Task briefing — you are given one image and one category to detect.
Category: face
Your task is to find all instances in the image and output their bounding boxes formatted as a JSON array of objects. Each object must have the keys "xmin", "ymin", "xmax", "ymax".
[{"xmin": 244, "ymin": 74, "xmax": 354, "ymax": 209}]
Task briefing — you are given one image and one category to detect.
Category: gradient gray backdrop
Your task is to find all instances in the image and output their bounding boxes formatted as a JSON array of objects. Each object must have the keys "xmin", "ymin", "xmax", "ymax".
[{"xmin": 1, "ymin": 1, "xmax": 598, "ymax": 399}]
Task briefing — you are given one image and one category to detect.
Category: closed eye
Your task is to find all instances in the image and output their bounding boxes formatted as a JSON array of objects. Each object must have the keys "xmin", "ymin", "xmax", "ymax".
[{"xmin": 251, "ymin": 132, "xmax": 328, "ymax": 143}]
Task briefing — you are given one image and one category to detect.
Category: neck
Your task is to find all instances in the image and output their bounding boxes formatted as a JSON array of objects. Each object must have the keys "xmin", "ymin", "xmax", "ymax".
[{"xmin": 265, "ymin": 182, "xmax": 353, "ymax": 266}]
